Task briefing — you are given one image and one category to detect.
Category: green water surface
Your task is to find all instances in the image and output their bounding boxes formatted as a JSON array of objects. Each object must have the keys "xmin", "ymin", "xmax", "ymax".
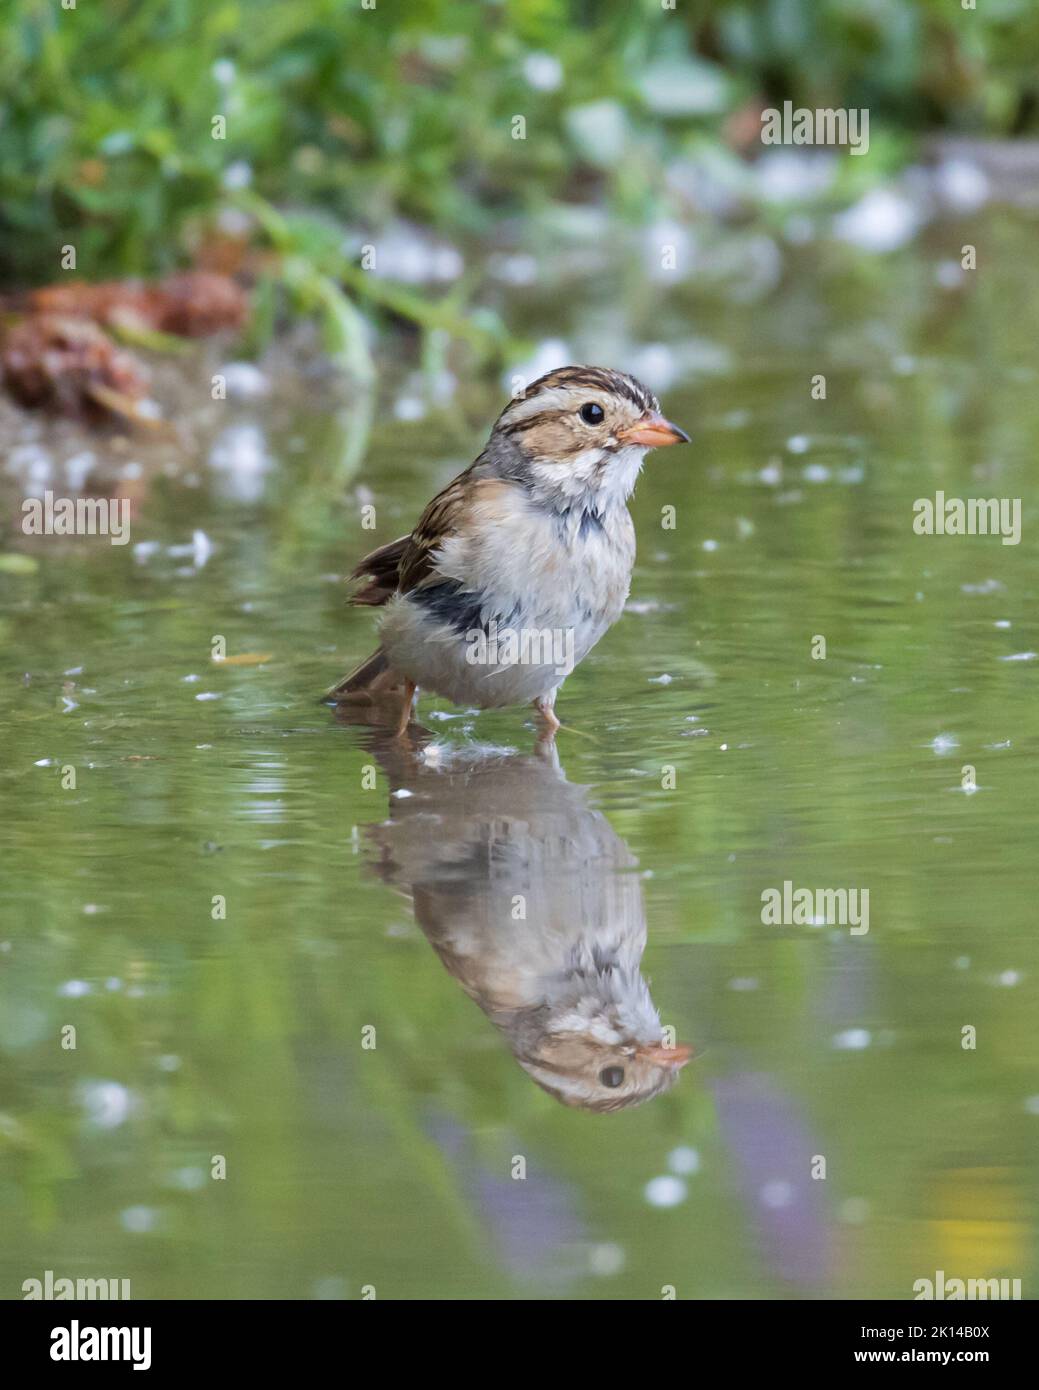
[{"xmin": 1, "ymin": 211, "xmax": 1037, "ymax": 1300}]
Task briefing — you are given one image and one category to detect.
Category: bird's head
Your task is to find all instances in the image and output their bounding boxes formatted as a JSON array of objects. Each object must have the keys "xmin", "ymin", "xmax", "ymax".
[
  {"xmin": 490, "ymin": 365, "xmax": 690, "ymax": 511},
  {"xmin": 521, "ymin": 1032, "xmax": 693, "ymax": 1113},
  {"xmin": 507, "ymin": 942, "xmax": 693, "ymax": 1112}
]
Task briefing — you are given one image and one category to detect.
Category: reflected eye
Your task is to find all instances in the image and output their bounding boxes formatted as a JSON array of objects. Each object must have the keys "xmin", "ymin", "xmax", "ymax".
[
  {"xmin": 599, "ymin": 1066, "xmax": 624, "ymax": 1088},
  {"xmin": 579, "ymin": 402, "xmax": 604, "ymax": 425}
]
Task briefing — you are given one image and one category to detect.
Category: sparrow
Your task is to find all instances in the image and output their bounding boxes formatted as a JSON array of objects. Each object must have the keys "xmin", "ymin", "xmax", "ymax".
[
  {"xmin": 326, "ymin": 365, "xmax": 689, "ymax": 733},
  {"xmin": 363, "ymin": 728, "xmax": 692, "ymax": 1111}
]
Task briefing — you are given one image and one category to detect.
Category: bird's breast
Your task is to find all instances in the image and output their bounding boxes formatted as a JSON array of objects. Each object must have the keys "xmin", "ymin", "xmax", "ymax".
[
  {"xmin": 379, "ymin": 488, "xmax": 636, "ymax": 705},
  {"xmin": 448, "ymin": 497, "xmax": 635, "ymax": 633}
]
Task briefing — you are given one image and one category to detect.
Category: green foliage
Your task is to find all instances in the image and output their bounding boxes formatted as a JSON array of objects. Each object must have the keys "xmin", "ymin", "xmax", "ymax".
[{"xmin": 2, "ymin": 0, "xmax": 1036, "ymax": 291}]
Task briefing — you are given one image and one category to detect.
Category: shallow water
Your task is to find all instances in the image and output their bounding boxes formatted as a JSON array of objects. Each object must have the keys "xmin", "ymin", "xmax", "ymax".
[{"xmin": 2, "ymin": 208, "xmax": 1038, "ymax": 1300}]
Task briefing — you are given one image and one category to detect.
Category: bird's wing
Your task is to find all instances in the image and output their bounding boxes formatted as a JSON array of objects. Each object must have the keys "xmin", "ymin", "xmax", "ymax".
[
  {"xmin": 397, "ymin": 471, "xmax": 475, "ymax": 594},
  {"xmin": 349, "ymin": 534, "xmax": 413, "ymax": 606},
  {"xmin": 349, "ymin": 467, "xmax": 513, "ymax": 605}
]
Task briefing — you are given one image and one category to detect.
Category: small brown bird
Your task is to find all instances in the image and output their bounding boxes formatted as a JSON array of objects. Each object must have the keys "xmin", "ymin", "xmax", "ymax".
[
  {"xmin": 365, "ymin": 730, "xmax": 692, "ymax": 1111},
  {"xmin": 326, "ymin": 365, "xmax": 689, "ymax": 733}
]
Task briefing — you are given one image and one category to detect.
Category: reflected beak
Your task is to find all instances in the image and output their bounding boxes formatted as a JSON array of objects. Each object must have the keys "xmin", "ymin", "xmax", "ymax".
[
  {"xmin": 618, "ymin": 412, "xmax": 691, "ymax": 449},
  {"xmin": 637, "ymin": 1041, "xmax": 693, "ymax": 1069}
]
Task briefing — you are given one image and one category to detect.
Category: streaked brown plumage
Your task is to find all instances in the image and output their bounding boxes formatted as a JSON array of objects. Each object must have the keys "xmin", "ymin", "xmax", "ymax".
[
  {"xmin": 363, "ymin": 728, "xmax": 692, "ymax": 1111},
  {"xmin": 327, "ymin": 365, "xmax": 689, "ymax": 731}
]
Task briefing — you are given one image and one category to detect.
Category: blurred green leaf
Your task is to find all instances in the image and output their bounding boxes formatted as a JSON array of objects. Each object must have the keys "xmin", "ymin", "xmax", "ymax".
[{"xmin": 0, "ymin": 554, "xmax": 39, "ymax": 576}]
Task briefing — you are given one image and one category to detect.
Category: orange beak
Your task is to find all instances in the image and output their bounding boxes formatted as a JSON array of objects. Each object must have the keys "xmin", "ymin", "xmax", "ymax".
[
  {"xmin": 619, "ymin": 412, "xmax": 691, "ymax": 449},
  {"xmin": 636, "ymin": 1041, "xmax": 693, "ymax": 1069}
]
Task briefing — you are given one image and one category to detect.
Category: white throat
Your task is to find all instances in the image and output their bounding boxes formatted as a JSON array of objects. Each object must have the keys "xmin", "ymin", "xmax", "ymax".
[{"xmin": 527, "ymin": 445, "xmax": 647, "ymax": 512}]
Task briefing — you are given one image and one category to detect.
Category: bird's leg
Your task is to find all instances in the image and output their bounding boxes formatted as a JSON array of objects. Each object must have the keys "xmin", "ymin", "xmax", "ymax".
[
  {"xmin": 532, "ymin": 694, "xmax": 561, "ymax": 735},
  {"xmin": 394, "ymin": 680, "xmax": 417, "ymax": 738},
  {"xmin": 533, "ymin": 729, "xmax": 562, "ymax": 766}
]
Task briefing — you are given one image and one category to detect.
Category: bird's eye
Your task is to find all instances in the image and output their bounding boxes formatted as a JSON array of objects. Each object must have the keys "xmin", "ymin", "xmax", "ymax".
[
  {"xmin": 599, "ymin": 1066, "xmax": 625, "ymax": 1089},
  {"xmin": 579, "ymin": 402, "xmax": 605, "ymax": 425}
]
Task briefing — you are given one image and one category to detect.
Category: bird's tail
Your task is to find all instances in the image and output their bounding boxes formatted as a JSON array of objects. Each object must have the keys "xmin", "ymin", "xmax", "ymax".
[{"xmin": 322, "ymin": 648, "xmax": 402, "ymax": 704}]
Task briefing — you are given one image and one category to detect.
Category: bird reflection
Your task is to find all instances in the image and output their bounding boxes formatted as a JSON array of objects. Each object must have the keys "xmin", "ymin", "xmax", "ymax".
[{"xmin": 358, "ymin": 726, "xmax": 691, "ymax": 1111}]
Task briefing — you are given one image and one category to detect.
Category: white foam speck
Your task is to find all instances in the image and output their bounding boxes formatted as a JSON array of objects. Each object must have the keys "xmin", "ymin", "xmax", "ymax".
[
  {"xmin": 78, "ymin": 1080, "xmax": 131, "ymax": 1130},
  {"xmin": 394, "ymin": 396, "xmax": 426, "ymax": 422},
  {"xmin": 833, "ymin": 187, "xmax": 921, "ymax": 252},
  {"xmin": 523, "ymin": 52, "xmax": 563, "ymax": 91},
  {"xmin": 220, "ymin": 362, "xmax": 268, "ymax": 399},
  {"xmin": 667, "ymin": 1146, "xmax": 701, "ymax": 1175},
  {"xmin": 644, "ymin": 1175, "xmax": 687, "ymax": 1208},
  {"xmin": 120, "ymin": 1205, "xmax": 159, "ymax": 1234}
]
